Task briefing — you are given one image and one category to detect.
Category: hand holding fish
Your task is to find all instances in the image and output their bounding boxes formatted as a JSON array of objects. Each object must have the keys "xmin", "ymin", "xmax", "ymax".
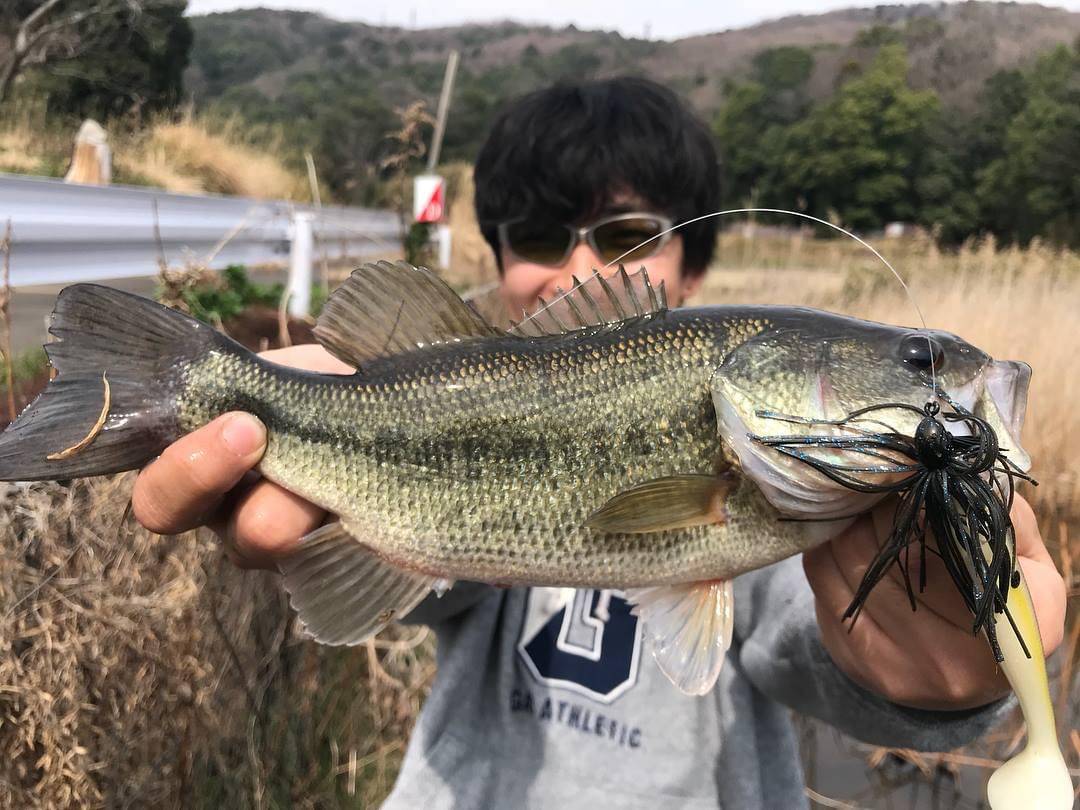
[
  {"xmin": 132, "ymin": 341, "xmax": 1067, "ymax": 717},
  {"xmin": 131, "ymin": 345, "xmax": 351, "ymax": 568},
  {"xmin": 805, "ymin": 494, "xmax": 1066, "ymax": 710}
]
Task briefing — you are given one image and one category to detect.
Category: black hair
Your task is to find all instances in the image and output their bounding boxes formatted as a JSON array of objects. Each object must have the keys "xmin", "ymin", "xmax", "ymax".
[{"xmin": 473, "ymin": 77, "xmax": 721, "ymax": 276}]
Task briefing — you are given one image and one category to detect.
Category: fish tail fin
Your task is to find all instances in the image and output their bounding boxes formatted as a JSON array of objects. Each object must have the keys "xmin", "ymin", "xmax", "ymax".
[{"xmin": 0, "ymin": 284, "xmax": 226, "ymax": 481}]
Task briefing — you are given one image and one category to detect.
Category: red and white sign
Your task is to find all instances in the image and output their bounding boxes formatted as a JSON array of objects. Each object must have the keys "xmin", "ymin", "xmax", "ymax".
[{"xmin": 413, "ymin": 174, "xmax": 445, "ymax": 223}]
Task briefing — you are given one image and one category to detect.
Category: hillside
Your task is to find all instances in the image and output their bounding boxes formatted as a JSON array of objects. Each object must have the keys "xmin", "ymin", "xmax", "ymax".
[
  {"xmin": 187, "ymin": 3, "xmax": 1080, "ymax": 118},
  {"xmin": 183, "ymin": 2, "xmax": 1080, "ymax": 206}
]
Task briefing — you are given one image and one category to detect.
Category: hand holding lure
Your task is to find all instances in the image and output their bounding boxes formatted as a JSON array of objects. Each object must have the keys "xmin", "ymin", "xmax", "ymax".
[{"xmin": 751, "ymin": 397, "xmax": 1071, "ymax": 808}]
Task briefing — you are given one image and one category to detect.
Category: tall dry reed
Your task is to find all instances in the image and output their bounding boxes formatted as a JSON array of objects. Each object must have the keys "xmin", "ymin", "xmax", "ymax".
[{"xmin": 0, "ymin": 476, "xmax": 433, "ymax": 808}]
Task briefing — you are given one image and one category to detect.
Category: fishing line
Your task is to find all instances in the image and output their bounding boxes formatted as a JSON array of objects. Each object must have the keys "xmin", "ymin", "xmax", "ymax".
[
  {"xmin": 595, "ymin": 207, "xmax": 939, "ymax": 395},
  {"xmin": 585, "ymin": 207, "xmax": 1027, "ymax": 657}
]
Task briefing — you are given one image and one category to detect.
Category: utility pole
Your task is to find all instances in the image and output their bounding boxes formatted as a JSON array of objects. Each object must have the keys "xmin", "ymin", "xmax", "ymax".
[
  {"xmin": 414, "ymin": 49, "xmax": 459, "ymax": 270},
  {"xmin": 427, "ymin": 50, "xmax": 459, "ymax": 172}
]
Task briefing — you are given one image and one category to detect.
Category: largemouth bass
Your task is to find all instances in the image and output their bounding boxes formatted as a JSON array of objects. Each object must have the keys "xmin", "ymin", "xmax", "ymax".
[{"xmin": 0, "ymin": 262, "xmax": 1069, "ymax": 807}]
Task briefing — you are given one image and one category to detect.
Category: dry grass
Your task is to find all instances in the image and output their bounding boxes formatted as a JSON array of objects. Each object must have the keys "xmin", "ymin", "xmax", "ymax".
[
  {"xmin": 0, "ymin": 476, "xmax": 433, "ymax": 808},
  {"xmin": 441, "ymin": 162, "xmax": 499, "ymax": 289},
  {"xmin": 116, "ymin": 114, "xmax": 313, "ymax": 201},
  {"xmin": 0, "ymin": 107, "xmax": 312, "ymax": 201},
  {"xmin": 0, "ymin": 130, "xmax": 42, "ymax": 175}
]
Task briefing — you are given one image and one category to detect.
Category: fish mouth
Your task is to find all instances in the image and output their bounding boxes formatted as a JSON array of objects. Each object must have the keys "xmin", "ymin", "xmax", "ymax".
[{"xmin": 967, "ymin": 360, "xmax": 1032, "ymax": 472}]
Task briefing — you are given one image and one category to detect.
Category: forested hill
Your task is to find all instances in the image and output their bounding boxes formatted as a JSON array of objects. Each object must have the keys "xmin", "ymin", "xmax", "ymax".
[
  {"xmin": 186, "ymin": 2, "xmax": 1080, "ymax": 149},
  {"xmin": 184, "ymin": 3, "xmax": 1080, "ymax": 247}
]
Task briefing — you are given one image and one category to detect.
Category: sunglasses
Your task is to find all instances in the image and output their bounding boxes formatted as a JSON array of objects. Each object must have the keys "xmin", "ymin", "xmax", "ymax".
[{"xmin": 498, "ymin": 212, "xmax": 674, "ymax": 267}]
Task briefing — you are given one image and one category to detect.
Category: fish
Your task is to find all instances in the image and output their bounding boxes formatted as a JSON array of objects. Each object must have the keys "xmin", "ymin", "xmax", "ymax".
[{"xmin": 0, "ymin": 261, "xmax": 1069, "ymax": 808}]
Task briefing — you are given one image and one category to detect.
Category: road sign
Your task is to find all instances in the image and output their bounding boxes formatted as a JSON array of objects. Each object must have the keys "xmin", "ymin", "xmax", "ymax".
[{"xmin": 413, "ymin": 174, "xmax": 445, "ymax": 223}]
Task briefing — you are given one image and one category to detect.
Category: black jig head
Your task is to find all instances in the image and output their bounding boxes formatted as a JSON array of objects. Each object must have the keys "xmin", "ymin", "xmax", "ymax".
[{"xmin": 751, "ymin": 398, "xmax": 1036, "ymax": 662}]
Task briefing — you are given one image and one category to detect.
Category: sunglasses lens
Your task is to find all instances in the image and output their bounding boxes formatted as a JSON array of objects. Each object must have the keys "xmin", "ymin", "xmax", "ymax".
[
  {"xmin": 504, "ymin": 221, "xmax": 573, "ymax": 265},
  {"xmin": 593, "ymin": 216, "xmax": 667, "ymax": 263}
]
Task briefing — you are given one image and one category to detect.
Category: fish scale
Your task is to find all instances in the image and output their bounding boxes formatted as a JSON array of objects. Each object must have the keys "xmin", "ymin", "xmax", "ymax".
[{"xmin": 176, "ymin": 309, "xmax": 805, "ymax": 587}]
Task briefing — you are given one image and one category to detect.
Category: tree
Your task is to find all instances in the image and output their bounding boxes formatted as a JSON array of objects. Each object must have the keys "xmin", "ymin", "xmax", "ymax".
[
  {"xmin": 0, "ymin": 0, "xmax": 191, "ymax": 114},
  {"xmin": 713, "ymin": 46, "xmax": 814, "ymax": 206},
  {"xmin": 975, "ymin": 43, "xmax": 1080, "ymax": 248},
  {"xmin": 780, "ymin": 44, "xmax": 941, "ymax": 230}
]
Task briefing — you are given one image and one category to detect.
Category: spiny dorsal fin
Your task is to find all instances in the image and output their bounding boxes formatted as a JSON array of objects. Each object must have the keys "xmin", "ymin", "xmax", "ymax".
[
  {"xmin": 314, "ymin": 261, "xmax": 503, "ymax": 369},
  {"xmin": 509, "ymin": 266, "xmax": 667, "ymax": 338}
]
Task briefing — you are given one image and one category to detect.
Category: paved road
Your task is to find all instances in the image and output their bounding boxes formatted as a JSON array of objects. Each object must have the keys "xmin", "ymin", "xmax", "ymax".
[
  {"xmin": 8, "ymin": 276, "xmax": 158, "ymax": 354},
  {"xmin": 5, "ymin": 270, "xmax": 300, "ymax": 354},
  {"xmin": 6, "ymin": 270, "xmax": 289, "ymax": 355}
]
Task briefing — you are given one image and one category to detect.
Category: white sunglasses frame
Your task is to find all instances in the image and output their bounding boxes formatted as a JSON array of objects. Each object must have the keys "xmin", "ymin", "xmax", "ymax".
[{"xmin": 497, "ymin": 212, "xmax": 674, "ymax": 267}]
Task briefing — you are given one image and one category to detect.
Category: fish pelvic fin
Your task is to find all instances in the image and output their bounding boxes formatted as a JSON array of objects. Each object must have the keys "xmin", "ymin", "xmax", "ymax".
[
  {"xmin": 626, "ymin": 580, "xmax": 734, "ymax": 696},
  {"xmin": 280, "ymin": 521, "xmax": 444, "ymax": 645},
  {"xmin": 0, "ymin": 284, "xmax": 227, "ymax": 481},
  {"xmin": 585, "ymin": 474, "xmax": 733, "ymax": 534},
  {"xmin": 313, "ymin": 261, "xmax": 503, "ymax": 369}
]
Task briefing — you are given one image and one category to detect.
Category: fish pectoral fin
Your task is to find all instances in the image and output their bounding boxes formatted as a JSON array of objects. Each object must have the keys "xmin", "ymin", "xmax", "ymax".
[
  {"xmin": 313, "ymin": 261, "xmax": 503, "ymax": 369},
  {"xmin": 279, "ymin": 521, "xmax": 442, "ymax": 645},
  {"xmin": 626, "ymin": 580, "xmax": 734, "ymax": 696},
  {"xmin": 584, "ymin": 474, "xmax": 733, "ymax": 534}
]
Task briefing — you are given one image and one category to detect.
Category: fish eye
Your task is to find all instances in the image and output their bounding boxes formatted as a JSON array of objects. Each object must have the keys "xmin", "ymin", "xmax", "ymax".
[{"xmin": 900, "ymin": 334, "xmax": 945, "ymax": 373}]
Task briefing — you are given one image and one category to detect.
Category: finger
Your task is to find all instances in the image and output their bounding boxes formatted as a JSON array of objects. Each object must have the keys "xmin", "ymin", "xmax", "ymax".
[
  {"xmin": 1010, "ymin": 494, "xmax": 1052, "ymax": 564},
  {"xmin": 132, "ymin": 412, "xmax": 266, "ymax": 534},
  {"xmin": 217, "ymin": 479, "xmax": 326, "ymax": 570}
]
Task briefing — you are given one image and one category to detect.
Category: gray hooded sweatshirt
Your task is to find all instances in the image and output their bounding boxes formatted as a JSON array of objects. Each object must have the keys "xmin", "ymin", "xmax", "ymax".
[{"xmin": 382, "ymin": 556, "xmax": 1009, "ymax": 809}]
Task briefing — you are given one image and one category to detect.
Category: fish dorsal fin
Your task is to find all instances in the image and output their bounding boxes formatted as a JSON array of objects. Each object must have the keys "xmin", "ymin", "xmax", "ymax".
[
  {"xmin": 314, "ymin": 261, "xmax": 503, "ymax": 368},
  {"xmin": 509, "ymin": 266, "xmax": 667, "ymax": 337}
]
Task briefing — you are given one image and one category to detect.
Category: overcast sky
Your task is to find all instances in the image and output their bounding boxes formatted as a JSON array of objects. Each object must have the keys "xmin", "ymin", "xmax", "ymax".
[{"xmin": 185, "ymin": 0, "xmax": 1080, "ymax": 40}]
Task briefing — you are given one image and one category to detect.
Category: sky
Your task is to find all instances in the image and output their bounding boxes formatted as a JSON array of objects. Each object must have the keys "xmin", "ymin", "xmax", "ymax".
[{"xmin": 185, "ymin": 0, "xmax": 1080, "ymax": 40}]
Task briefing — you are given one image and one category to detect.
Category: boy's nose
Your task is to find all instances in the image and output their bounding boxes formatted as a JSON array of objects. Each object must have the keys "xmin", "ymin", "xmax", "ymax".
[{"xmin": 549, "ymin": 243, "xmax": 604, "ymax": 294}]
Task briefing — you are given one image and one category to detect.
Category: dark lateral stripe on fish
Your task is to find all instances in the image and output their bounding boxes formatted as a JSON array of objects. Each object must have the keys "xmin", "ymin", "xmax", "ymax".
[{"xmin": 181, "ymin": 376, "xmax": 717, "ymax": 478}]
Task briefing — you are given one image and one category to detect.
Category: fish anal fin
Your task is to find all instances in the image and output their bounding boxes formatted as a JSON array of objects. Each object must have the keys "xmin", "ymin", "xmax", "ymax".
[
  {"xmin": 626, "ymin": 580, "xmax": 734, "ymax": 696},
  {"xmin": 585, "ymin": 474, "xmax": 733, "ymax": 534},
  {"xmin": 313, "ymin": 261, "xmax": 503, "ymax": 369},
  {"xmin": 279, "ymin": 521, "xmax": 447, "ymax": 645}
]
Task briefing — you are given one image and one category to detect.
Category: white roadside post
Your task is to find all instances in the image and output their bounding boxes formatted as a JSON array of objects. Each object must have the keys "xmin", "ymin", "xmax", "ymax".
[
  {"xmin": 288, "ymin": 211, "xmax": 314, "ymax": 318},
  {"xmin": 436, "ymin": 223, "xmax": 452, "ymax": 269}
]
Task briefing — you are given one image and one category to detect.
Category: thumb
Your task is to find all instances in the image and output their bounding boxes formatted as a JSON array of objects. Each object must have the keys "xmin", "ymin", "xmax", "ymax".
[{"xmin": 132, "ymin": 412, "xmax": 267, "ymax": 534}]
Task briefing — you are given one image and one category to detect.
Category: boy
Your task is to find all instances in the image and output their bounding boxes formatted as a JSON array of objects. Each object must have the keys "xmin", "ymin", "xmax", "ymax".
[{"xmin": 131, "ymin": 78, "xmax": 1065, "ymax": 808}]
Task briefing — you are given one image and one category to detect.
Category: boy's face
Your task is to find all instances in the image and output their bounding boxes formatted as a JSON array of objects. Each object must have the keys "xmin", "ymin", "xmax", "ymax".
[{"xmin": 498, "ymin": 219, "xmax": 702, "ymax": 318}]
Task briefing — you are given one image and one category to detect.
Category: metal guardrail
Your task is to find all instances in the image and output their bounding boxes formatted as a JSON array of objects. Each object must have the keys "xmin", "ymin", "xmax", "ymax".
[{"xmin": 0, "ymin": 173, "xmax": 402, "ymax": 289}]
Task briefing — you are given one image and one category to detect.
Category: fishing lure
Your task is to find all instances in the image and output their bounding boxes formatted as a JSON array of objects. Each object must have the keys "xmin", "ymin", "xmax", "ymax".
[
  {"xmin": 748, "ymin": 396, "xmax": 1033, "ymax": 661},
  {"xmin": 747, "ymin": 396, "xmax": 1072, "ymax": 808}
]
